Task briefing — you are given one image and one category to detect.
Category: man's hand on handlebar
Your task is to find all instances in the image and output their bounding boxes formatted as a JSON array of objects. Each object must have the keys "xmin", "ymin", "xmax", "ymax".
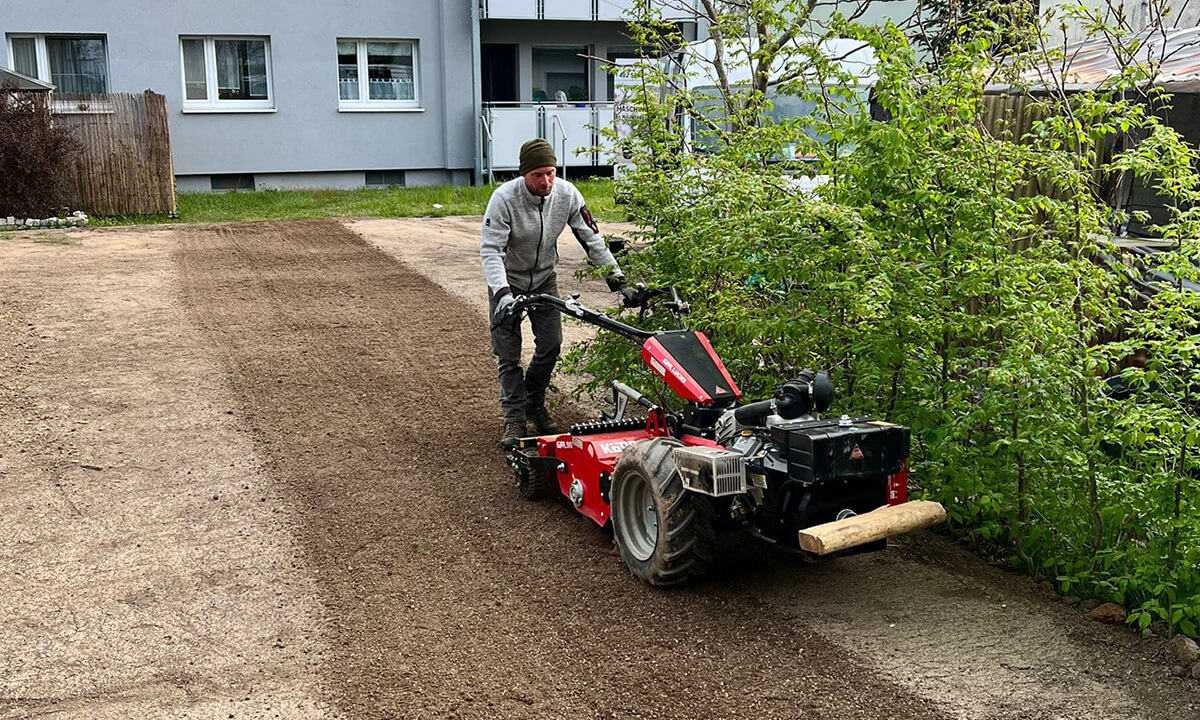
[
  {"xmin": 491, "ymin": 292, "xmax": 517, "ymax": 330},
  {"xmin": 605, "ymin": 271, "xmax": 626, "ymax": 293}
]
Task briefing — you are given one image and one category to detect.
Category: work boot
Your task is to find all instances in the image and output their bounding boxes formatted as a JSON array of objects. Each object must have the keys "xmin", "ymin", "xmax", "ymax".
[
  {"xmin": 527, "ymin": 405, "xmax": 561, "ymax": 435},
  {"xmin": 500, "ymin": 420, "xmax": 527, "ymax": 450}
]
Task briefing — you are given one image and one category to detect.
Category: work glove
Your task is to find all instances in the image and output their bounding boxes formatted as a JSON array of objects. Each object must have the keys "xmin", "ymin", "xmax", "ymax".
[
  {"xmin": 605, "ymin": 271, "xmax": 626, "ymax": 293},
  {"xmin": 620, "ymin": 286, "xmax": 643, "ymax": 308},
  {"xmin": 492, "ymin": 291, "xmax": 517, "ymax": 328}
]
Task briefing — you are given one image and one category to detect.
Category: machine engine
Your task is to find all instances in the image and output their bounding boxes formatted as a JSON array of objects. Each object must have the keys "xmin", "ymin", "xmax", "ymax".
[{"xmin": 676, "ymin": 371, "xmax": 912, "ymax": 550}]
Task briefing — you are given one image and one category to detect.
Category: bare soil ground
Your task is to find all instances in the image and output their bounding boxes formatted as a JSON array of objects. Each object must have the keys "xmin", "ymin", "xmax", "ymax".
[{"xmin": 1, "ymin": 218, "xmax": 1198, "ymax": 719}]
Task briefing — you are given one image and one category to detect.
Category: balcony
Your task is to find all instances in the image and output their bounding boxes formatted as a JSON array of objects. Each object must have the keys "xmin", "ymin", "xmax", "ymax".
[
  {"xmin": 480, "ymin": 102, "xmax": 617, "ymax": 175},
  {"xmin": 481, "ymin": 0, "xmax": 697, "ymax": 21}
]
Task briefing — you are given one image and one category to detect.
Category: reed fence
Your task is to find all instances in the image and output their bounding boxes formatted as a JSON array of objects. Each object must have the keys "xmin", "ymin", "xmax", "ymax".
[
  {"xmin": 50, "ymin": 91, "xmax": 176, "ymax": 216},
  {"xmin": 980, "ymin": 92, "xmax": 1126, "ymax": 207}
]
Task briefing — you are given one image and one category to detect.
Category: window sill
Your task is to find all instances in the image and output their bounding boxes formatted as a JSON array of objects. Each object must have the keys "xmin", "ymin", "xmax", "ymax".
[
  {"xmin": 182, "ymin": 106, "xmax": 277, "ymax": 114},
  {"xmin": 338, "ymin": 106, "xmax": 424, "ymax": 113}
]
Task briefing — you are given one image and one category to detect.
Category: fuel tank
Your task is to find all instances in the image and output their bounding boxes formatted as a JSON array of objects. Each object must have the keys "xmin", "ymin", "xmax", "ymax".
[{"xmin": 641, "ymin": 330, "xmax": 741, "ymax": 405}]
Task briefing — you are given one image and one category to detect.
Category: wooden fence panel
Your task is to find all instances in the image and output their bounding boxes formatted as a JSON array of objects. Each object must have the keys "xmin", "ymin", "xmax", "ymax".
[
  {"xmin": 980, "ymin": 93, "xmax": 1124, "ymax": 206},
  {"xmin": 52, "ymin": 91, "xmax": 176, "ymax": 216}
]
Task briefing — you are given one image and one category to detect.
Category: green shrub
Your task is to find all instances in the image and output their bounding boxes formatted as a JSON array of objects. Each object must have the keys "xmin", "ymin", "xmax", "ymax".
[
  {"xmin": 0, "ymin": 86, "xmax": 79, "ymax": 218},
  {"xmin": 574, "ymin": 1, "xmax": 1199, "ymax": 635}
]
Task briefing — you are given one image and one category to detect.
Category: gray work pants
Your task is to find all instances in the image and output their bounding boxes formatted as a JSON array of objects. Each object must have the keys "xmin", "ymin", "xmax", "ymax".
[{"xmin": 489, "ymin": 277, "xmax": 563, "ymax": 423}]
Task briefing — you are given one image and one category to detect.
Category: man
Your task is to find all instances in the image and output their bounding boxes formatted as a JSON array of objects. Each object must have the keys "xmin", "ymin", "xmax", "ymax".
[{"xmin": 480, "ymin": 138, "xmax": 625, "ymax": 449}]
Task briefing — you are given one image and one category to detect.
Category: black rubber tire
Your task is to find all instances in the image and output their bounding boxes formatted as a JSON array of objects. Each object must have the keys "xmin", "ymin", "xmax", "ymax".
[
  {"xmin": 515, "ymin": 464, "xmax": 551, "ymax": 501},
  {"xmin": 610, "ymin": 438, "xmax": 716, "ymax": 587}
]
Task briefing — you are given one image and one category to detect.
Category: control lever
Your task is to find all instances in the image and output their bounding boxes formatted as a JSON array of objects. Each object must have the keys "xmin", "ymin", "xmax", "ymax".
[{"xmin": 612, "ymin": 381, "xmax": 654, "ymax": 412}]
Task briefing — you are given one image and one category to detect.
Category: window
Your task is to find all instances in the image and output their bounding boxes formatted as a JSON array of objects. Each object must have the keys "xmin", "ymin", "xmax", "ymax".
[
  {"xmin": 7, "ymin": 34, "xmax": 108, "ymax": 93},
  {"xmin": 180, "ymin": 36, "xmax": 273, "ymax": 111},
  {"xmin": 337, "ymin": 39, "xmax": 419, "ymax": 110},
  {"xmin": 531, "ymin": 46, "xmax": 588, "ymax": 103}
]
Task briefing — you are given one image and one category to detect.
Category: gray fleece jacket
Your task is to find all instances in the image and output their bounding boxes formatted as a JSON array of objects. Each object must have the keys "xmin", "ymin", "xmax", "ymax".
[{"xmin": 480, "ymin": 176, "xmax": 618, "ymax": 295}]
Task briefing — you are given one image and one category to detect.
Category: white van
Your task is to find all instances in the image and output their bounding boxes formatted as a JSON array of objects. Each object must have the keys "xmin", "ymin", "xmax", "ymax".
[{"xmin": 612, "ymin": 36, "xmax": 878, "ymax": 190}]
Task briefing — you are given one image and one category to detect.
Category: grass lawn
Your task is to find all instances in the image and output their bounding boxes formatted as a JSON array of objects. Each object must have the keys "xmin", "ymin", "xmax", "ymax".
[{"xmin": 91, "ymin": 178, "xmax": 622, "ymax": 226}]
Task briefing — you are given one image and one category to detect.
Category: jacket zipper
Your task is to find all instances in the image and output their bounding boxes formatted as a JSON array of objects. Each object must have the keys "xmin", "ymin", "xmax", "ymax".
[{"xmin": 531, "ymin": 196, "xmax": 544, "ymax": 290}]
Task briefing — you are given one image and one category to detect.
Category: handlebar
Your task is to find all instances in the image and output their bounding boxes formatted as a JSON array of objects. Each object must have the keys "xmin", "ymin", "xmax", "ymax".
[
  {"xmin": 625, "ymin": 285, "xmax": 689, "ymax": 319},
  {"xmin": 493, "ymin": 292, "xmax": 654, "ymax": 341},
  {"xmin": 491, "ymin": 285, "xmax": 689, "ymax": 340}
]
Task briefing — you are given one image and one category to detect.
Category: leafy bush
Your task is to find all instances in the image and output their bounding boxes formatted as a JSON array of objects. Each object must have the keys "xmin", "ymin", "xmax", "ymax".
[
  {"xmin": 0, "ymin": 85, "xmax": 79, "ymax": 218},
  {"xmin": 573, "ymin": 1, "xmax": 1199, "ymax": 635}
]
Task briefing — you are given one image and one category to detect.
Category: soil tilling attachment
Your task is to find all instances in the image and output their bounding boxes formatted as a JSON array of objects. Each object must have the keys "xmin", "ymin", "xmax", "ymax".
[{"xmin": 498, "ymin": 287, "xmax": 946, "ymax": 586}]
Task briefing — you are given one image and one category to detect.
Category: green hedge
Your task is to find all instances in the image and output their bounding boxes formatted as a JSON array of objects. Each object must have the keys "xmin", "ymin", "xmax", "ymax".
[{"xmin": 572, "ymin": 6, "xmax": 1199, "ymax": 635}]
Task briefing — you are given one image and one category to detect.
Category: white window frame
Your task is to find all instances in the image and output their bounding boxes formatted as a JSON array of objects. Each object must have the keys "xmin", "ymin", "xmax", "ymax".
[
  {"xmin": 6, "ymin": 33, "xmax": 110, "ymax": 93},
  {"xmin": 336, "ymin": 38, "xmax": 421, "ymax": 112},
  {"xmin": 179, "ymin": 35, "xmax": 274, "ymax": 113}
]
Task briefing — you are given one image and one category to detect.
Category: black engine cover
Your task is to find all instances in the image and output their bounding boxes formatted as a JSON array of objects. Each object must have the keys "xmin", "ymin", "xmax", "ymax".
[{"xmin": 770, "ymin": 417, "xmax": 910, "ymax": 484}]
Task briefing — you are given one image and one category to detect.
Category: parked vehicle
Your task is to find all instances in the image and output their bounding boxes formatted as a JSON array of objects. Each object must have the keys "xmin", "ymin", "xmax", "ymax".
[
  {"xmin": 612, "ymin": 36, "xmax": 877, "ymax": 189},
  {"xmin": 1107, "ymin": 236, "xmax": 1200, "ymax": 305},
  {"xmin": 1102, "ymin": 235, "xmax": 1200, "ymax": 419}
]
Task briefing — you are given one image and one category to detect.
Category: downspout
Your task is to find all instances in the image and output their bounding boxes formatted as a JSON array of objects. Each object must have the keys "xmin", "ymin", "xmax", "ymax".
[
  {"xmin": 471, "ymin": 0, "xmax": 484, "ymax": 185},
  {"xmin": 440, "ymin": 2, "xmax": 451, "ymax": 180}
]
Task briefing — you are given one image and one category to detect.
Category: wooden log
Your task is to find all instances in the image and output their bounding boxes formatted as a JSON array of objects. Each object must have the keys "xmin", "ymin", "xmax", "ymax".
[{"xmin": 797, "ymin": 500, "xmax": 946, "ymax": 555}]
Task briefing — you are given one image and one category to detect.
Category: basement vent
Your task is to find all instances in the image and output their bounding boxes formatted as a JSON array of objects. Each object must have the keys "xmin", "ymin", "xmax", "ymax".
[
  {"xmin": 366, "ymin": 170, "xmax": 405, "ymax": 188},
  {"xmin": 210, "ymin": 174, "xmax": 255, "ymax": 191}
]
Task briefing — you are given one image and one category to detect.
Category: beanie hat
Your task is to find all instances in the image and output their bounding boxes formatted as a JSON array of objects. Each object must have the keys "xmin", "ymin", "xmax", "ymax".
[{"xmin": 519, "ymin": 138, "xmax": 557, "ymax": 176}]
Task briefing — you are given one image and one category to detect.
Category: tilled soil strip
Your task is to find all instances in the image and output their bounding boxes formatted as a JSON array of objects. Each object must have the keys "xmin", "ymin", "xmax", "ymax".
[{"xmin": 173, "ymin": 220, "xmax": 945, "ymax": 719}]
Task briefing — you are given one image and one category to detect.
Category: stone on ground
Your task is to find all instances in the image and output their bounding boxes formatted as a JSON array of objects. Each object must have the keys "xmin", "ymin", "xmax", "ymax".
[
  {"xmin": 1086, "ymin": 602, "xmax": 1128, "ymax": 625},
  {"xmin": 1168, "ymin": 636, "xmax": 1200, "ymax": 665}
]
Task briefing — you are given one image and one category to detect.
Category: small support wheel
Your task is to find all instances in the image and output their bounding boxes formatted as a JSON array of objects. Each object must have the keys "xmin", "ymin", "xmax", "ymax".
[
  {"xmin": 515, "ymin": 464, "xmax": 551, "ymax": 501},
  {"xmin": 611, "ymin": 438, "xmax": 716, "ymax": 586}
]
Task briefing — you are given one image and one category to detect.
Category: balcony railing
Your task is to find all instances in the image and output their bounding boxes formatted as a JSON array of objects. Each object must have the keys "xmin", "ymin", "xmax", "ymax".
[
  {"xmin": 481, "ymin": 0, "xmax": 697, "ymax": 21},
  {"xmin": 480, "ymin": 101, "xmax": 617, "ymax": 177}
]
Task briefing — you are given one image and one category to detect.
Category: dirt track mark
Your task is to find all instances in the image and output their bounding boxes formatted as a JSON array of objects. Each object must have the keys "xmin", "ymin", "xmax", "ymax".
[{"xmin": 174, "ymin": 220, "xmax": 945, "ymax": 719}]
